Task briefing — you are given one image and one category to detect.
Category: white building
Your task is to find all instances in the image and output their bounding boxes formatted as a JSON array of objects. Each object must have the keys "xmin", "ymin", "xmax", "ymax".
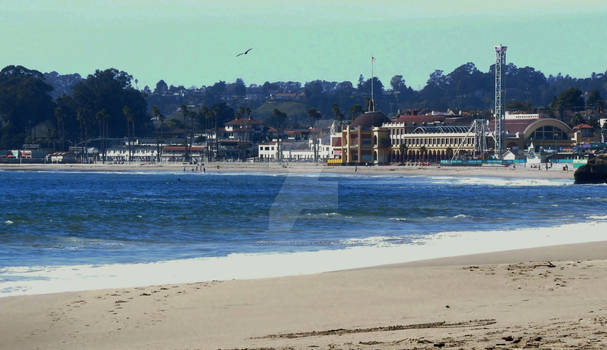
[
  {"xmin": 258, "ymin": 137, "xmax": 333, "ymax": 161},
  {"xmin": 505, "ymin": 112, "xmax": 540, "ymax": 120},
  {"xmin": 258, "ymin": 142, "xmax": 279, "ymax": 160}
]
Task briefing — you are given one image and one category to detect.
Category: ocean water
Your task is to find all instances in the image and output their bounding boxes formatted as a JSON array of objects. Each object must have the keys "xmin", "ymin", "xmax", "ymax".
[{"xmin": 1, "ymin": 170, "xmax": 606, "ymax": 296}]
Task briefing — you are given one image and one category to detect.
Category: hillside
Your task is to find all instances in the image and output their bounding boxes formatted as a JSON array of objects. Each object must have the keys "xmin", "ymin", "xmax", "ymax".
[{"xmin": 252, "ymin": 101, "xmax": 314, "ymax": 128}]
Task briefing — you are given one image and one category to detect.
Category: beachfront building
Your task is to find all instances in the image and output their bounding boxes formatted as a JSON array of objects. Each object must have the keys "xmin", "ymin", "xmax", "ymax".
[
  {"xmin": 258, "ymin": 142, "xmax": 279, "ymax": 160},
  {"xmin": 281, "ymin": 141, "xmax": 314, "ymax": 161},
  {"xmin": 224, "ymin": 116, "xmax": 267, "ymax": 143},
  {"xmin": 160, "ymin": 145, "xmax": 205, "ymax": 162},
  {"xmin": 102, "ymin": 139, "xmax": 168, "ymax": 163},
  {"xmin": 339, "ymin": 111, "xmax": 391, "ymax": 165},
  {"xmin": 45, "ymin": 152, "xmax": 77, "ymax": 163},
  {"xmin": 493, "ymin": 115, "xmax": 573, "ymax": 151},
  {"xmin": 258, "ymin": 137, "xmax": 333, "ymax": 161},
  {"xmin": 399, "ymin": 125, "xmax": 476, "ymax": 162},
  {"xmin": 572, "ymin": 124, "xmax": 601, "ymax": 145}
]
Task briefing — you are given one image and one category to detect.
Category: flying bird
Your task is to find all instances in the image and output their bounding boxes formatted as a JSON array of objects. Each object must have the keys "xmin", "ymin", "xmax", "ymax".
[{"xmin": 236, "ymin": 48, "xmax": 253, "ymax": 57}]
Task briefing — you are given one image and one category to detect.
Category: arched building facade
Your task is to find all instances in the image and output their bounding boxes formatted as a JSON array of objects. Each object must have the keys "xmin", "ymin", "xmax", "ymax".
[{"xmin": 500, "ymin": 118, "xmax": 573, "ymax": 151}]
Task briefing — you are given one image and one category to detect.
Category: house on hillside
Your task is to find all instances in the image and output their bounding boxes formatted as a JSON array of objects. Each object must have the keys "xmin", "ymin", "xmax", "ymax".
[
  {"xmin": 572, "ymin": 124, "xmax": 601, "ymax": 145},
  {"xmin": 224, "ymin": 116, "xmax": 267, "ymax": 143}
]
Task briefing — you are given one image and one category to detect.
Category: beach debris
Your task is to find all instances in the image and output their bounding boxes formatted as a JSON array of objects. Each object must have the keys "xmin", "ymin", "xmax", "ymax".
[
  {"xmin": 445, "ymin": 305, "xmax": 450, "ymax": 308},
  {"xmin": 140, "ymin": 292, "xmax": 151, "ymax": 296},
  {"xmin": 533, "ymin": 261, "xmax": 556, "ymax": 268},
  {"xmin": 254, "ymin": 319, "xmax": 496, "ymax": 339},
  {"xmin": 433, "ymin": 342, "xmax": 445, "ymax": 347},
  {"xmin": 359, "ymin": 340, "xmax": 382, "ymax": 345}
]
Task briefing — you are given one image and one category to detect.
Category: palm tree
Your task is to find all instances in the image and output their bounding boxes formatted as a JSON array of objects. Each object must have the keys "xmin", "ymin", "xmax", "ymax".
[
  {"xmin": 202, "ymin": 106, "xmax": 215, "ymax": 161},
  {"xmin": 180, "ymin": 104, "xmax": 191, "ymax": 161},
  {"xmin": 236, "ymin": 106, "xmax": 246, "ymax": 119},
  {"xmin": 152, "ymin": 106, "xmax": 166, "ymax": 141},
  {"xmin": 446, "ymin": 147, "xmax": 454, "ymax": 161},
  {"xmin": 272, "ymin": 108, "xmax": 287, "ymax": 161},
  {"xmin": 349, "ymin": 104, "xmax": 363, "ymax": 120},
  {"xmin": 103, "ymin": 112, "xmax": 111, "ymax": 163},
  {"xmin": 77, "ymin": 108, "xmax": 88, "ymax": 163},
  {"xmin": 307, "ymin": 108, "xmax": 322, "ymax": 163},
  {"xmin": 95, "ymin": 110, "xmax": 106, "ymax": 163},
  {"xmin": 419, "ymin": 146, "xmax": 427, "ymax": 163},
  {"xmin": 237, "ymin": 142, "xmax": 251, "ymax": 161},
  {"xmin": 122, "ymin": 106, "xmax": 134, "ymax": 162},
  {"xmin": 54, "ymin": 106, "xmax": 66, "ymax": 151},
  {"xmin": 210, "ymin": 105, "xmax": 221, "ymax": 161},
  {"xmin": 331, "ymin": 104, "xmax": 344, "ymax": 122},
  {"xmin": 399, "ymin": 143, "xmax": 407, "ymax": 164},
  {"xmin": 198, "ymin": 105, "xmax": 210, "ymax": 161}
]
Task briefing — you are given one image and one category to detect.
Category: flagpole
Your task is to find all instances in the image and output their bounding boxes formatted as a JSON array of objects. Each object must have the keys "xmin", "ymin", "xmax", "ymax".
[{"xmin": 371, "ymin": 56, "xmax": 374, "ymax": 112}]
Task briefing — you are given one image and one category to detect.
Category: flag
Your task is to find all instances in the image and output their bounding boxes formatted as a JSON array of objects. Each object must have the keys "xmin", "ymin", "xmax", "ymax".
[{"xmin": 371, "ymin": 56, "xmax": 376, "ymax": 62}]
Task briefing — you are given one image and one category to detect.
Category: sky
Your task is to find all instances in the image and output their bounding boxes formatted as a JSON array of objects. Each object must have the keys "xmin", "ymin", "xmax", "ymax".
[{"xmin": 1, "ymin": 0, "xmax": 607, "ymax": 90}]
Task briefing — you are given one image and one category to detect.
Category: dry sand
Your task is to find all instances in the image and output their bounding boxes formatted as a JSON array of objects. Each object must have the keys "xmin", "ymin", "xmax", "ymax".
[
  {"xmin": 0, "ymin": 161, "xmax": 574, "ymax": 179},
  {"xmin": 2, "ymin": 241, "xmax": 607, "ymax": 349}
]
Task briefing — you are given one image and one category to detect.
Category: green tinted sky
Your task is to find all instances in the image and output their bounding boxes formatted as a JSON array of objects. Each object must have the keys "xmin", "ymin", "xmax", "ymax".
[{"xmin": 1, "ymin": 0, "xmax": 606, "ymax": 89}]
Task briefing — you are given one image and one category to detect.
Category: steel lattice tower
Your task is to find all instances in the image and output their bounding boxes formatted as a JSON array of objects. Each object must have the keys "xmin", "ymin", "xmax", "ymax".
[{"xmin": 494, "ymin": 45, "xmax": 507, "ymax": 157}]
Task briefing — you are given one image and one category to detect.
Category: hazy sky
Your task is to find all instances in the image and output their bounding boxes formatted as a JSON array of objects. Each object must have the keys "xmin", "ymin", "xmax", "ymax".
[{"xmin": 2, "ymin": 0, "xmax": 606, "ymax": 90}]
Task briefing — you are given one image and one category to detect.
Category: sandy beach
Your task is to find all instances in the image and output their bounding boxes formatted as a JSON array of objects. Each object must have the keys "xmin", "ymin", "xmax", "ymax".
[
  {"xmin": 2, "ymin": 241, "xmax": 607, "ymax": 349},
  {"xmin": 1, "ymin": 162, "xmax": 593, "ymax": 350},
  {"xmin": 0, "ymin": 161, "xmax": 575, "ymax": 179}
]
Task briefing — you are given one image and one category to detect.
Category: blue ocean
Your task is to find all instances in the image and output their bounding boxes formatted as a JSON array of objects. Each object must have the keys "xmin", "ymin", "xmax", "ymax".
[{"xmin": 1, "ymin": 170, "xmax": 606, "ymax": 295}]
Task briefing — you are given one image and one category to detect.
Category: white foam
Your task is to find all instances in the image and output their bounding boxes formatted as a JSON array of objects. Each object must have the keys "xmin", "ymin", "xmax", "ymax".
[
  {"xmin": 2, "ymin": 220, "xmax": 607, "ymax": 297},
  {"xmin": 430, "ymin": 176, "xmax": 572, "ymax": 187},
  {"xmin": 389, "ymin": 217, "xmax": 408, "ymax": 222},
  {"xmin": 341, "ymin": 236, "xmax": 400, "ymax": 247},
  {"xmin": 453, "ymin": 214, "xmax": 470, "ymax": 219},
  {"xmin": 4, "ymin": 220, "xmax": 13, "ymax": 225}
]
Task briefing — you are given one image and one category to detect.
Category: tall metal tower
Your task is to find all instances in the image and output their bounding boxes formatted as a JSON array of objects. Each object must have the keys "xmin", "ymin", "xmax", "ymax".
[{"xmin": 494, "ymin": 45, "xmax": 507, "ymax": 157}]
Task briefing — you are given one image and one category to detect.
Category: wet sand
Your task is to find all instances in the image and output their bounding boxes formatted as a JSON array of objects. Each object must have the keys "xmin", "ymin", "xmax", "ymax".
[
  {"xmin": 1, "ymin": 241, "xmax": 607, "ymax": 349},
  {"xmin": 0, "ymin": 161, "xmax": 574, "ymax": 179}
]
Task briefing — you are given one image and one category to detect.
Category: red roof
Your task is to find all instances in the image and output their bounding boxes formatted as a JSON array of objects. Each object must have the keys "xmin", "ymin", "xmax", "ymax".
[
  {"xmin": 397, "ymin": 114, "xmax": 445, "ymax": 124},
  {"xmin": 225, "ymin": 118, "xmax": 264, "ymax": 126},
  {"xmin": 573, "ymin": 124, "xmax": 593, "ymax": 130},
  {"xmin": 487, "ymin": 118, "xmax": 536, "ymax": 134}
]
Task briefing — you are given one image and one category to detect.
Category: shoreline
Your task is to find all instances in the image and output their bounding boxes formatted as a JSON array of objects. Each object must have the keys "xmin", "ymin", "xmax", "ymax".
[
  {"xmin": 2, "ymin": 219, "xmax": 606, "ymax": 298},
  {"xmin": 2, "ymin": 240, "xmax": 607, "ymax": 349},
  {"xmin": 0, "ymin": 161, "xmax": 575, "ymax": 179}
]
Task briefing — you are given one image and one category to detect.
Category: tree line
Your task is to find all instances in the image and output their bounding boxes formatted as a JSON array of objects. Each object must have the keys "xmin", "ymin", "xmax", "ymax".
[{"xmin": 1, "ymin": 62, "xmax": 606, "ymax": 149}]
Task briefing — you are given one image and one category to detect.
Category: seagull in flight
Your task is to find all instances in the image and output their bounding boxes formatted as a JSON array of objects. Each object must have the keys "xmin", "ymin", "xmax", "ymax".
[{"xmin": 236, "ymin": 48, "xmax": 253, "ymax": 57}]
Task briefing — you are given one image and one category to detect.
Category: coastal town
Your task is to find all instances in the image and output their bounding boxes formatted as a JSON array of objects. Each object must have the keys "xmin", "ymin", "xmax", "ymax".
[
  {"xmin": 8, "ymin": 108, "xmax": 604, "ymax": 170},
  {"xmin": 4, "ymin": 2, "xmax": 607, "ymax": 350},
  {"xmin": 2, "ymin": 47, "xmax": 607, "ymax": 173}
]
